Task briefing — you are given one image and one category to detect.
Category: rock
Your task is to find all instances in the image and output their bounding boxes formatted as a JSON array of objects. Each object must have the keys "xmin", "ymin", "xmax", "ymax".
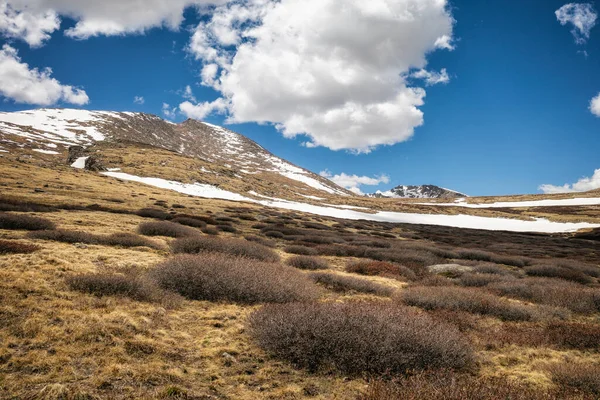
[
  {"xmin": 84, "ymin": 156, "xmax": 106, "ymax": 171},
  {"xmin": 427, "ymin": 264, "xmax": 474, "ymax": 275},
  {"xmin": 67, "ymin": 145, "xmax": 86, "ymax": 164}
]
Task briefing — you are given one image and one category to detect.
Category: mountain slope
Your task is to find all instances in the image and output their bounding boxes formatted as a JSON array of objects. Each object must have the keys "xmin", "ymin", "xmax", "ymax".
[
  {"xmin": 370, "ymin": 184, "xmax": 467, "ymax": 199},
  {"xmin": 0, "ymin": 108, "xmax": 351, "ymax": 198}
]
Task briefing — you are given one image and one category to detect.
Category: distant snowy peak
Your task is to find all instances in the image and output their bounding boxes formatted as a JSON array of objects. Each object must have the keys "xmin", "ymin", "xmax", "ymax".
[
  {"xmin": 0, "ymin": 108, "xmax": 351, "ymax": 196},
  {"xmin": 370, "ymin": 185, "xmax": 468, "ymax": 199}
]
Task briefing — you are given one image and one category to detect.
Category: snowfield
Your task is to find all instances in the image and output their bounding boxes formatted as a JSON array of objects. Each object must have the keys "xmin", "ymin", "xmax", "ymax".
[
  {"xmin": 419, "ymin": 197, "xmax": 600, "ymax": 208},
  {"xmin": 71, "ymin": 157, "xmax": 89, "ymax": 169},
  {"xmin": 100, "ymin": 172, "xmax": 600, "ymax": 233}
]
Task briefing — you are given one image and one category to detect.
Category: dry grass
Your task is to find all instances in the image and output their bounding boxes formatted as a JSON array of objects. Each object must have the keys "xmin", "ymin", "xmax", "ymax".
[
  {"xmin": 151, "ymin": 254, "xmax": 320, "ymax": 304},
  {"xmin": 171, "ymin": 236, "xmax": 280, "ymax": 262},
  {"xmin": 248, "ymin": 302, "xmax": 474, "ymax": 376}
]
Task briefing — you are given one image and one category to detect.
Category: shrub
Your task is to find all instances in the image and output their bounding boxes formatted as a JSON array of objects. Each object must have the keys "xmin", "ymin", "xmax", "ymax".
[
  {"xmin": 401, "ymin": 286, "xmax": 554, "ymax": 321},
  {"xmin": 548, "ymin": 363, "xmax": 600, "ymax": 396},
  {"xmin": 309, "ymin": 272, "xmax": 394, "ymax": 297},
  {"xmin": 171, "ymin": 217, "xmax": 206, "ymax": 228},
  {"xmin": 136, "ymin": 208, "xmax": 171, "ymax": 220},
  {"xmin": 473, "ymin": 263, "xmax": 518, "ymax": 276},
  {"xmin": 361, "ymin": 371, "xmax": 555, "ymax": 400},
  {"xmin": 67, "ymin": 273, "xmax": 180, "ymax": 308},
  {"xmin": 284, "ymin": 245, "xmax": 318, "ymax": 256},
  {"xmin": 544, "ymin": 321, "xmax": 600, "ymax": 350},
  {"xmin": 286, "ymin": 255, "xmax": 329, "ymax": 270},
  {"xmin": 244, "ymin": 235, "xmax": 276, "ymax": 248},
  {"xmin": 151, "ymin": 254, "xmax": 320, "ymax": 304},
  {"xmin": 346, "ymin": 260, "xmax": 417, "ymax": 281},
  {"xmin": 171, "ymin": 236, "xmax": 280, "ymax": 262},
  {"xmin": 102, "ymin": 233, "xmax": 164, "ymax": 250},
  {"xmin": 456, "ymin": 249, "xmax": 528, "ymax": 267},
  {"xmin": 0, "ymin": 239, "xmax": 40, "ymax": 254},
  {"xmin": 247, "ymin": 302, "xmax": 474, "ymax": 375},
  {"xmin": 264, "ymin": 230, "xmax": 285, "ymax": 239},
  {"xmin": 138, "ymin": 221, "xmax": 200, "ymax": 238},
  {"xmin": 524, "ymin": 265, "xmax": 594, "ymax": 284},
  {"xmin": 458, "ymin": 273, "xmax": 516, "ymax": 287},
  {"xmin": 216, "ymin": 224, "xmax": 237, "ymax": 233},
  {"xmin": 0, "ymin": 213, "xmax": 56, "ymax": 231},
  {"xmin": 201, "ymin": 226, "xmax": 219, "ymax": 235},
  {"xmin": 28, "ymin": 229, "xmax": 101, "ymax": 244},
  {"xmin": 489, "ymin": 278, "xmax": 600, "ymax": 314}
]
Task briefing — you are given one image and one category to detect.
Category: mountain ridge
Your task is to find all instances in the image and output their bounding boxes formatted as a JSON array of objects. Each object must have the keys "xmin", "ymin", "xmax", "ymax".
[{"xmin": 369, "ymin": 184, "xmax": 468, "ymax": 199}]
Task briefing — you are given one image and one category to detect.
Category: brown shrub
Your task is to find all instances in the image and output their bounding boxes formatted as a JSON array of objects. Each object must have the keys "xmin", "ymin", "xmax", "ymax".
[
  {"xmin": 286, "ymin": 255, "xmax": 329, "ymax": 270},
  {"xmin": 67, "ymin": 273, "xmax": 181, "ymax": 308},
  {"xmin": 137, "ymin": 221, "xmax": 200, "ymax": 238},
  {"xmin": 200, "ymin": 226, "xmax": 219, "ymax": 235},
  {"xmin": 401, "ymin": 286, "xmax": 560, "ymax": 321},
  {"xmin": 346, "ymin": 260, "xmax": 417, "ymax": 281},
  {"xmin": 473, "ymin": 263, "xmax": 519, "ymax": 276},
  {"xmin": 545, "ymin": 321, "xmax": 600, "ymax": 350},
  {"xmin": 489, "ymin": 278, "xmax": 600, "ymax": 314},
  {"xmin": 0, "ymin": 239, "xmax": 40, "ymax": 254},
  {"xmin": 102, "ymin": 233, "xmax": 164, "ymax": 250},
  {"xmin": 309, "ymin": 272, "xmax": 394, "ymax": 297},
  {"xmin": 456, "ymin": 249, "xmax": 529, "ymax": 267},
  {"xmin": 171, "ymin": 217, "xmax": 206, "ymax": 228},
  {"xmin": 546, "ymin": 259, "xmax": 600, "ymax": 278},
  {"xmin": 360, "ymin": 371, "xmax": 556, "ymax": 400},
  {"xmin": 0, "ymin": 212, "xmax": 56, "ymax": 231},
  {"xmin": 28, "ymin": 229, "xmax": 101, "ymax": 244},
  {"xmin": 150, "ymin": 254, "xmax": 320, "ymax": 303},
  {"xmin": 284, "ymin": 245, "xmax": 318, "ymax": 256},
  {"xmin": 244, "ymin": 235, "xmax": 276, "ymax": 248},
  {"xmin": 263, "ymin": 230, "xmax": 285, "ymax": 239},
  {"xmin": 524, "ymin": 265, "xmax": 594, "ymax": 284},
  {"xmin": 548, "ymin": 363, "xmax": 600, "ymax": 396},
  {"xmin": 171, "ymin": 236, "xmax": 280, "ymax": 262},
  {"xmin": 458, "ymin": 273, "xmax": 516, "ymax": 287},
  {"xmin": 247, "ymin": 302, "xmax": 474, "ymax": 375},
  {"xmin": 216, "ymin": 224, "xmax": 237, "ymax": 233},
  {"xmin": 136, "ymin": 208, "xmax": 171, "ymax": 220}
]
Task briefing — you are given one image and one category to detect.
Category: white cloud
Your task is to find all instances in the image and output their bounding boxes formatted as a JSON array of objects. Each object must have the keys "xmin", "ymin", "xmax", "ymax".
[
  {"xmin": 182, "ymin": 85, "xmax": 197, "ymax": 102},
  {"xmin": 185, "ymin": 0, "xmax": 455, "ymax": 153},
  {"xmin": 539, "ymin": 168, "xmax": 600, "ymax": 193},
  {"xmin": 320, "ymin": 170, "xmax": 390, "ymax": 195},
  {"xmin": 589, "ymin": 92, "xmax": 600, "ymax": 116},
  {"xmin": 411, "ymin": 68, "xmax": 450, "ymax": 86},
  {"xmin": 555, "ymin": 3, "xmax": 597, "ymax": 45},
  {"xmin": 162, "ymin": 103, "xmax": 177, "ymax": 119},
  {"xmin": 133, "ymin": 96, "xmax": 145, "ymax": 105},
  {"xmin": 179, "ymin": 98, "xmax": 228, "ymax": 120},
  {"xmin": 0, "ymin": 0, "xmax": 227, "ymax": 45},
  {"xmin": 0, "ymin": 2, "xmax": 59, "ymax": 47},
  {"xmin": 0, "ymin": 44, "xmax": 89, "ymax": 105}
]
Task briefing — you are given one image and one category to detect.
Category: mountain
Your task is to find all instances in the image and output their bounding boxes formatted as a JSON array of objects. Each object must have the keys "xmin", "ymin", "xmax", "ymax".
[
  {"xmin": 0, "ymin": 108, "xmax": 352, "ymax": 199},
  {"xmin": 369, "ymin": 185, "xmax": 467, "ymax": 199}
]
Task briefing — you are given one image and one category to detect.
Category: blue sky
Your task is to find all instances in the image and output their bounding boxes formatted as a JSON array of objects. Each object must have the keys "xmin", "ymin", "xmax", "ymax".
[{"xmin": 0, "ymin": 0, "xmax": 599, "ymax": 196}]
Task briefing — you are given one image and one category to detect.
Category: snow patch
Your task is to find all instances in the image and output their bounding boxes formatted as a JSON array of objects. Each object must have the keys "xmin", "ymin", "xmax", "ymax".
[
  {"xmin": 33, "ymin": 149, "xmax": 60, "ymax": 155},
  {"xmin": 71, "ymin": 156, "xmax": 89, "ymax": 169}
]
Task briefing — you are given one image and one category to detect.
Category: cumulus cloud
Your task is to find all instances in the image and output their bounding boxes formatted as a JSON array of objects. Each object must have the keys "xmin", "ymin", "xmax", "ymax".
[
  {"xmin": 539, "ymin": 168, "xmax": 600, "ymax": 193},
  {"xmin": 555, "ymin": 3, "xmax": 597, "ymax": 44},
  {"xmin": 411, "ymin": 68, "xmax": 450, "ymax": 86},
  {"xmin": 0, "ymin": 0, "xmax": 227, "ymax": 45},
  {"xmin": 162, "ymin": 103, "xmax": 177, "ymax": 119},
  {"xmin": 185, "ymin": 0, "xmax": 455, "ymax": 153},
  {"xmin": 589, "ymin": 92, "xmax": 600, "ymax": 116},
  {"xmin": 320, "ymin": 170, "xmax": 390, "ymax": 195},
  {"xmin": 133, "ymin": 96, "xmax": 145, "ymax": 105},
  {"xmin": 0, "ymin": 44, "xmax": 89, "ymax": 105},
  {"xmin": 179, "ymin": 98, "xmax": 228, "ymax": 120}
]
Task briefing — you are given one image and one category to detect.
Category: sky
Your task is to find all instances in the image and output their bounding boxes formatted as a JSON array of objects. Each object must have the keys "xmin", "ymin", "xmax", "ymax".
[{"xmin": 0, "ymin": 0, "xmax": 599, "ymax": 197}]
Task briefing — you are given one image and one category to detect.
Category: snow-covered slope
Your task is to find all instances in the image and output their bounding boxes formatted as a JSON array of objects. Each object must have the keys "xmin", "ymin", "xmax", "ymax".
[
  {"xmin": 0, "ymin": 108, "xmax": 351, "ymax": 196},
  {"xmin": 370, "ymin": 184, "xmax": 467, "ymax": 199}
]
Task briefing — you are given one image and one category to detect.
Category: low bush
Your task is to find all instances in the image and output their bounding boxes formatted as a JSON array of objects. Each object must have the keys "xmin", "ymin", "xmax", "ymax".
[
  {"xmin": 67, "ymin": 273, "xmax": 181, "ymax": 308},
  {"xmin": 524, "ymin": 265, "xmax": 594, "ymax": 284},
  {"xmin": 247, "ymin": 302, "xmax": 474, "ymax": 375},
  {"xmin": 548, "ymin": 363, "xmax": 600, "ymax": 396},
  {"xmin": 0, "ymin": 239, "xmax": 40, "ymax": 254},
  {"xmin": 458, "ymin": 273, "xmax": 516, "ymax": 287},
  {"xmin": 286, "ymin": 255, "xmax": 329, "ymax": 270},
  {"xmin": 284, "ymin": 245, "xmax": 318, "ymax": 256},
  {"xmin": 544, "ymin": 259, "xmax": 600, "ymax": 278},
  {"xmin": 171, "ymin": 217, "xmax": 206, "ymax": 228},
  {"xmin": 151, "ymin": 254, "xmax": 320, "ymax": 303},
  {"xmin": 244, "ymin": 235, "xmax": 276, "ymax": 248},
  {"xmin": 361, "ymin": 371, "xmax": 556, "ymax": 400},
  {"xmin": 201, "ymin": 226, "xmax": 219, "ymax": 235},
  {"xmin": 544, "ymin": 321, "xmax": 600, "ymax": 350},
  {"xmin": 456, "ymin": 249, "xmax": 528, "ymax": 267},
  {"xmin": 346, "ymin": 260, "xmax": 417, "ymax": 281},
  {"xmin": 0, "ymin": 212, "xmax": 56, "ymax": 231},
  {"xmin": 473, "ymin": 263, "xmax": 518, "ymax": 276},
  {"xmin": 489, "ymin": 278, "xmax": 600, "ymax": 314},
  {"xmin": 136, "ymin": 208, "xmax": 171, "ymax": 220},
  {"xmin": 138, "ymin": 221, "xmax": 200, "ymax": 238},
  {"xmin": 102, "ymin": 233, "xmax": 164, "ymax": 250},
  {"xmin": 401, "ymin": 286, "xmax": 557, "ymax": 321},
  {"xmin": 171, "ymin": 236, "xmax": 280, "ymax": 262},
  {"xmin": 216, "ymin": 224, "xmax": 237, "ymax": 233},
  {"xmin": 28, "ymin": 229, "xmax": 101, "ymax": 244},
  {"xmin": 309, "ymin": 272, "xmax": 394, "ymax": 297},
  {"xmin": 264, "ymin": 230, "xmax": 285, "ymax": 239}
]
